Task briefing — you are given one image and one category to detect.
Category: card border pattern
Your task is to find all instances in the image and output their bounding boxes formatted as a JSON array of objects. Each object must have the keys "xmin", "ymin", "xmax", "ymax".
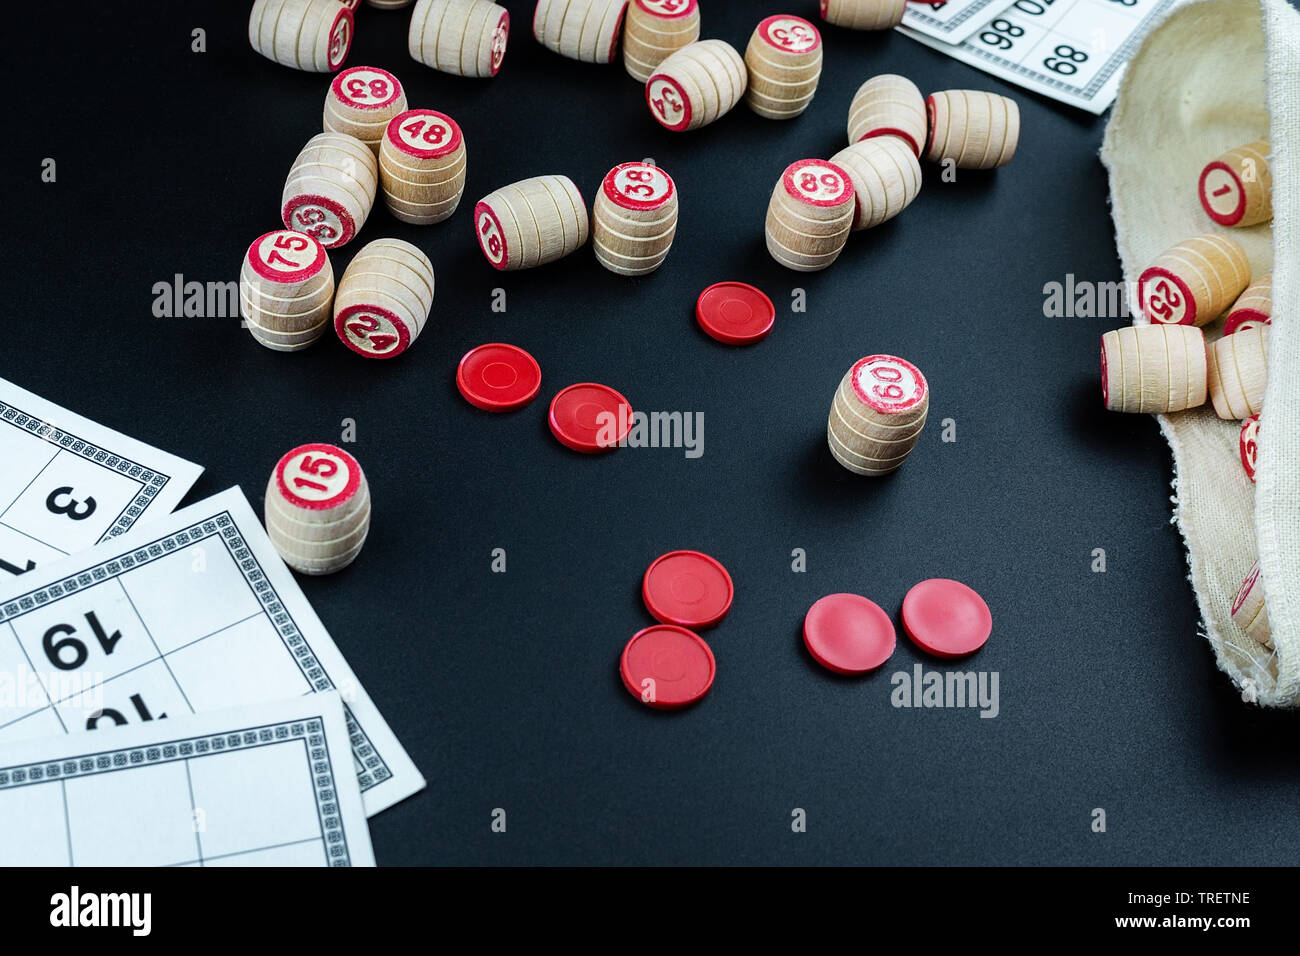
[
  {"xmin": 943, "ymin": 0, "xmax": 1174, "ymax": 99},
  {"xmin": 0, "ymin": 512, "xmax": 393, "ymax": 793},
  {"xmin": 0, "ymin": 399, "xmax": 171, "ymax": 543},
  {"xmin": 0, "ymin": 714, "xmax": 355, "ymax": 866}
]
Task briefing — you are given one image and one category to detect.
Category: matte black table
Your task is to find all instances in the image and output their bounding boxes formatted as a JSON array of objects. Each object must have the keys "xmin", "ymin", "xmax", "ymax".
[{"xmin": 6, "ymin": 0, "xmax": 1298, "ymax": 865}]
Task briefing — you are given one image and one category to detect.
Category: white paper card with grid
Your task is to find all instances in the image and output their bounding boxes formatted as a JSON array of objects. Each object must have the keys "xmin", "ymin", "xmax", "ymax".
[
  {"xmin": 899, "ymin": 0, "xmax": 1179, "ymax": 114},
  {"xmin": 0, "ymin": 691, "xmax": 375, "ymax": 866},
  {"xmin": 903, "ymin": 0, "xmax": 1015, "ymax": 43},
  {"xmin": 0, "ymin": 486, "xmax": 424, "ymax": 815},
  {"xmin": 0, "ymin": 377, "xmax": 203, "ymax": 577}
]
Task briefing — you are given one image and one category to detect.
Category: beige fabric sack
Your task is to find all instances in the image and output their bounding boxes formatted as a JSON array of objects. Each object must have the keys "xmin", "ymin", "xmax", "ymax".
[{"xmin": 1102, "ymin": 0, "xmax": 1299, "ymax": 705}]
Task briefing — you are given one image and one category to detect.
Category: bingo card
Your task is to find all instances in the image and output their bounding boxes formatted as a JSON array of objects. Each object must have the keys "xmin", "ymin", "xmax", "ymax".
[
  {"xmin": 904, "ymin": 0, "xmax": 1017, "ymax": 43},
  {"xmin": 0, "ymin": 376, "xmax": 202, "ymax": 576},
  {"xmin": 0, "ymin": 486, "xmax": 424, "ymax": 816},
  {"xmin": 0, "ymin": 693, "xmax": 375, "ymax": 866},
  {"xmin": 900, "ymin": 0, "xmax": 1178, "ymax": 113}
]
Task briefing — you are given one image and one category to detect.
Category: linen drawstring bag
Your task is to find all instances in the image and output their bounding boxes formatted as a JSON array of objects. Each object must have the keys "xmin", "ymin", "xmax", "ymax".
[{"xmin": 1101, "ymin": 0, "xmax": 1299, "ymax": 704}]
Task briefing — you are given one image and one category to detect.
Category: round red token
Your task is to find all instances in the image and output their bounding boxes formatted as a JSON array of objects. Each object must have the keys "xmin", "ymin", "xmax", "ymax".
[
  {"xmin": 802, "ymin": 593, "xmax": 896, "ymax": 674},
  {"xmin": 643, "ymin": 550, "xmax": 734, "ymax": 630},
  {"xmin": 696, "ymin": 282, "xmax": 775, "ymax": 345},
  {"xmin": 548, "ymin": 383, "xmax": 633, "ymax": 453},
  {"xmin": 901, "ymin": 579, "xmax": 992, "ymax": 658},
  {"xmin": 456, "ymin": 344, "xmax": 541, "ymax": 412},
  {"xmin": 620, "ymin": 625, "xmax": 716, "ymax": 709}
]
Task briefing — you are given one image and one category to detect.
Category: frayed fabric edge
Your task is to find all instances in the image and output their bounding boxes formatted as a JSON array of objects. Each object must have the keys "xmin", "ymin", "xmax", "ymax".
[{"xmin": 1156, "ymin": 413, "xmax": 1285, "ymax": 705}]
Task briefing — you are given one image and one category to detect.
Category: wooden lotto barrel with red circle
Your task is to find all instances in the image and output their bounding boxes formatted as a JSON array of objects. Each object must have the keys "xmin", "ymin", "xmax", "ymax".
[
  {"xmin": 333, "ymin": 238, "xmax": 435, "ymax": 359},
  {"xmin": 265, "ymin": 443, "xmax": 371, "ymax": 575},
  {"xmin": 379, "ymin": 108, "xmax": 467, "ymax": 225},
  {"xmin": 765, "ymin": 159, "xmax": 855, "ymax": 272},
  {"xmin": 744, "ymin": 15, "xmax": 823, "ymax": 120},
  {"xmin": 827, "ymin": 355, "xmax": 929, "ymax": 476},
  {"xmin": 250, "ymin": 0, "xmax": 354, "ymax": 72},
  {"xmin": 592, "ymin": 162, "xmax": 678, "ymax": 276},
  {"xmin": 323, "ymin": 66, "xmax": 408, "ymax": 153},
  {"xmin": 239, "ymin": 229, "xmax": 335, "ymax": 352}
]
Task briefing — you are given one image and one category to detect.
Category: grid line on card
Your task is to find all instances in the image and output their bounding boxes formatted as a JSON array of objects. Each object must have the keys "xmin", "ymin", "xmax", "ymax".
[
  {"xmin": 0, "ymin": 455, "xmax": 60, "ymax": 531},
  {"xmin": 4, "ymin": 620, "xmax": 67, "ymax": 733},
  {"xmin": 0, "ymin": 715, "xmax": 354, "ymax": 867},
  {"xmin": 955, "ymin": 0, "xmax": 1172, "ymax": 97},
  {"xmin": 164, "ymin": 836, "xmax": 325, "ymax": 867},
  {"xmin": 116, "ymin": 576, "xmax": 197, "ymax": 717},
  {"xmin": 0, "ymin": 399, "xmax": 173, "ymax": 542},
  {"xmin": 0, "ymin": 520, "xmax": 68, "ymax": 556},
  {"xmin": 60, "ymin": 778, "xmax": 74, "ymax": 866},
  {"xmin": 183, "ymin": 759, "xmax": 204, "ymax": 866},
  {"xmin": 0, "ymin": 513, "xmax": 393, "ymax": 793},
  {"xmin": 907, "ymin": 1, "xmax": 994, "ymax": 32}
]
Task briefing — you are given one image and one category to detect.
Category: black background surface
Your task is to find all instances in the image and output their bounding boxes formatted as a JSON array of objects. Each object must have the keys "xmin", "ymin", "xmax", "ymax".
[{"xmin": 4, "ymin": 0, "xmax": 1299, "ymax": 866}]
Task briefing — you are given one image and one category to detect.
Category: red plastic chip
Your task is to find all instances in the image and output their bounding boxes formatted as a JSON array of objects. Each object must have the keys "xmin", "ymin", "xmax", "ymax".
[
  {"xmin": 620, "ymin": 625, "xmax": 716, "ymax": 709},
  {"xmin": 547, "ymin": 383, "xmax": 633, "ymax": 453},
  {"xmin": 457, "ymin": 343, "xmax": 541, "ymax": 412},
  {"xmin": 643, "ymin": 550, "xmax": 734, "ymax": 630},
  {"xmin": 802, "ymin": 593, "xmax": 896, "ymax": 674},
  {"xmin": 696, "ymin": 282, "xmax": 775, "ymax": 345},
  {"xmin": 901, "ymin": 578, "xmax": 992, "ymax": 657}
]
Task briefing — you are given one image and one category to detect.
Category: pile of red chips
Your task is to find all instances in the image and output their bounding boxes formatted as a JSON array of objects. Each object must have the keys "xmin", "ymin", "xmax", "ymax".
[{"xmin": 620, "ymin": 551, "xmax": 993, "ymax": 710}]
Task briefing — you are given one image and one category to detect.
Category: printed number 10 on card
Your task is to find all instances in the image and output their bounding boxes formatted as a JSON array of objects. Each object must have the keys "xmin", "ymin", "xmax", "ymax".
[{"xmin": 0, "ymin": 583, "xmax": 180, "ymax": 744}]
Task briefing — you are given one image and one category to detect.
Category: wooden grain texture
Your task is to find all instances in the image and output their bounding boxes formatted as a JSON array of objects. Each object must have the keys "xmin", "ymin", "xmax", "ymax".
[
  {"xmin": 379, "ymin": 109, "xmax": 467, "ymax": 224},
  {"xmin": 593, "ymin": 162, "xmax": 678, "ymax": 275},
  {"xmin": 409, "ymin": 0, "xmax": 510, "ymax": 77},
  {"xmin": 847, "ymin": 73, "xmax": 925, "ymax": 156},
  {"xmin": 323, "ymin": 66, "xmax": 407, "ymax": 153},
  {"xmin": 820, "ymin": 0, "xmax": 907, "ymax": 30},
  {"xmin": 623, "ymin": 0, "xmax": 700, "ymax": 82},
  {"xmin": 281, "ymin": 132, "xmax": 378, "ymax": 249},
  {"xmin": 924, "ymin": 90, "xmax": 1019, "ymax": 169},
  {"xmin": 1138, "ymin": 233, "xmax": 1251, "ymax": 327},
  {"xmin": 1099, "ymin": 325, "xmax": 1208, "ymax": 414},
  {"xmin": 533, "ymin": 0, "xmax": 629, "ymax": 64},
  {"xmin": 744, "ymin": 15, "xmax": 823, "ymax": 120},
  {"xmin": 646, "ymin": 39, "xmax": 747, "ymax": 131},
  {"xmin": 1224, "ymin": 272, "xmax": 1272, "ymax": 334},
  {"xmin": 765, "ymin": 159, "xmax": 854, "ymax": 272},
  {"xmin": 1207, "ymin": 326, "xmax": 1268, "ymax": 419},
  {"xmin": 1199, "ymin": 140, "xmax": 1272, "ymax": 228},
  {"xmin": 333, "ymin": 238, "xmax": 435, "ymax": 358},
  {"xmin": 827, "ymin": 355, "xmax": 929, "ymax": 476},
  {"xmin": 830, "ymin": 137, "xmax": 921, "ymax": 230},
  {"xmin": 1231, "ymin": 559, "xmax": 1273, "ymax": 649},
  {"xmin": 249, "ymin": 0, "xmax": 354, "ymax": 72},
  {"xmin": 474, "ymin": 174, "xmax": 589, "ymax": 270},
  {"xmin": 239, "ymin": 229, "xmax": 335, "ymax": 352},
  {"xmin": 264, "ymin": 444, "xmax": 371, "ymax": 575}
]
